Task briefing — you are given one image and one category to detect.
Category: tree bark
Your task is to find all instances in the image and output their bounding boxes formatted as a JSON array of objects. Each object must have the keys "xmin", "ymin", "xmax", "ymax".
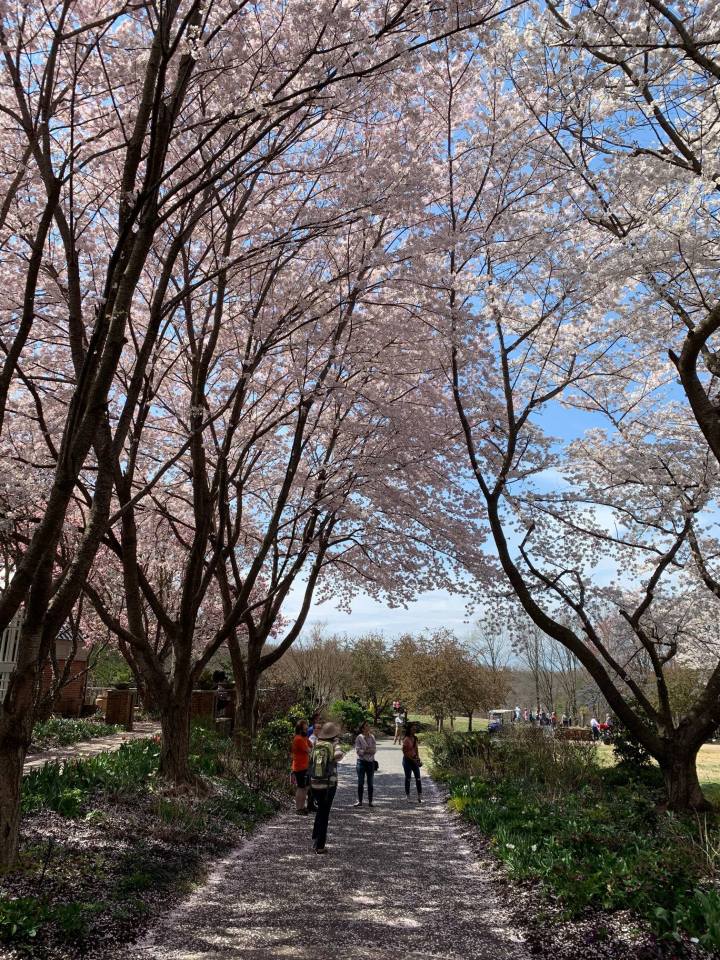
[
  {"xmin": 467, "ymin": 712, "xmax": 473, "ymax": 732},
  {"xmin": 660, "ymin": 744, "xmax": 710, "ymax": 811},
  {"xmin": 234, "ymin": 668, "xmax": 259, "ymax": 748},
  {"xmin": 0, "ymin": 739, "xmax": 24, "ymax": 869},
  {"xmin": 158, "ymin": 689, "xmax": 193, "ymax": 784}
]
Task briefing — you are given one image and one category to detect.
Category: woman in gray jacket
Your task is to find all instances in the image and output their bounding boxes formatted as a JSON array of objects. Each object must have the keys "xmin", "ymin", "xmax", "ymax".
[{"xmin": 354, "ymin": 721, "xmax": 377, "ymax": 807}]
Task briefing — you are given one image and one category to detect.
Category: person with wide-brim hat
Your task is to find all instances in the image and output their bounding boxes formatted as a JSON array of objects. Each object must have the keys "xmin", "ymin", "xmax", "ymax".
[{"xmin": 309, "ymin": 722, "xmax": 344, "ymax": 854}]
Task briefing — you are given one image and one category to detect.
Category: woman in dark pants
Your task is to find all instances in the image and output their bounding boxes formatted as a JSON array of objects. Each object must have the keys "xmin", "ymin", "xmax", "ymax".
[
  {"xmin": 402, "ymin": 722, "xmax": 422, "ymax": 803},
  {"xmin": 354, "ymin": 721, "xmax": 377, "ymax": 807}
]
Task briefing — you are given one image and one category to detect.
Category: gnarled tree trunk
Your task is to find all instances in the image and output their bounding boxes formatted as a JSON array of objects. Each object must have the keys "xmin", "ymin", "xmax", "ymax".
[{"xmin": 660, "ymin": 743, "xmax": 710, "ymax": 811}]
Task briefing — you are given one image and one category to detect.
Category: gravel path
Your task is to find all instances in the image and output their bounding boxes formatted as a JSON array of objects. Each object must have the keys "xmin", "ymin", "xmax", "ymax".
[
  {"xmin": 24, "ymin": 721, "xmax": 160, "ymax": 774},
  {"xmin": 129, "ymin": 739, "xmax": 525, "ymax": 960}
]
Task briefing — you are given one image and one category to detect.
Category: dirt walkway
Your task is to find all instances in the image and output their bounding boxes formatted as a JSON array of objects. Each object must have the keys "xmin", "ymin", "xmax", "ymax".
[
  {"xmin": 129, "ymin": 738, "xmax": 524, "ymax": 960},
  {"xmin": 24, "ymin": 721, "xmax": 160, "ymax": 774}
]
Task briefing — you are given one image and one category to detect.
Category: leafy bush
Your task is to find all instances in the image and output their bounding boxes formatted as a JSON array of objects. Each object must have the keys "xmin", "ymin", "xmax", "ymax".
[
  {"xmin": 329, "ymin": 699, "xmax": 370, "ymax": 733},
  {"xmin": 609, "ymin": 720, "xmax": 654, "ymax": 770},
  {"xmin": 440, "ymin": 729, "xmax": 720, "ymax": 950},
  {"xmin": 286, "ymin": 703, "xmax": 311, "ymax": 727},
  {"xmin": 31, "ymin": 717, "xmax": 121, "ymax": 750},
  {"xmin": 425, "ymin": 731, "xmax": 493, "ymax": 776},
  {"xmin": 0, "ymin": 897, "xmax": 46, "ymax": 943},
  {"xmin": 430, "ymin": 727, "xmax": 600, "ymax": 793},
  {"xmin": 22, "ymin": 739, "xmax": 161, "ymax": 815},
  {"xmin": 256, "ymin": 716, "xmax": 294, "ymax": 753}
]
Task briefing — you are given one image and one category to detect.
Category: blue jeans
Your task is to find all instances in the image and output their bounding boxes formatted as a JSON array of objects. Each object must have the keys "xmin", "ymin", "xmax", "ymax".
[
  {"xmin": 403, "ymin": 756, "xmax": 422, "ymax": 796},
  {"xmin": 356, "ymin": 759, "xmax": 374, "ymax": 803}
]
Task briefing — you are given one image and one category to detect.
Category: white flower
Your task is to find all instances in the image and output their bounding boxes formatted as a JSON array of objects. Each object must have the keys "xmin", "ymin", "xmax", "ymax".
[{"xmin": 505, "ymin": 843, "xmax": 515, "ymax": 849}]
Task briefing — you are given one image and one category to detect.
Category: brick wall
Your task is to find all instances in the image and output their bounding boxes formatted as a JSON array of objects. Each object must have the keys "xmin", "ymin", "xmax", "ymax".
[{"xmin": 40, "ymin": 659, "xmax": 87, "ymax": 717}]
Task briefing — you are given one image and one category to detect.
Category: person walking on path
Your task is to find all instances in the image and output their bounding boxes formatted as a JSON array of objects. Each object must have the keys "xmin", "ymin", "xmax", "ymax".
[
  {"xmin": 402, "ymin": 722, "xmax": 422, "ymax": 804},
  {"xmin": 306, "ymin": 712, "xmax": 321, "ymax": 812},
  {"xmin": 354, "ymin": 721, "xmax": 377, "ymax": 807},
  {"xmin": 291, "ymin": 719, "xmax": 311, "ymax": 815},
  {"xmin": 309, "ymin": 722, "xmax": 344, "ymax": 854}
]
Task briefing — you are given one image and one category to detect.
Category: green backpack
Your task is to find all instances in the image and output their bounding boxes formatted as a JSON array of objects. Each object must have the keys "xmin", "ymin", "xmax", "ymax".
[{"xmin": 310, "ymin": 740, "xmax": 335, "ymax": 787}]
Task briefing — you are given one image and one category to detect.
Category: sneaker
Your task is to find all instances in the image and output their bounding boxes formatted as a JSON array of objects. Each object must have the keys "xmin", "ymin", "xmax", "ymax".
[
  {"xmin": 314, "ymin": 847, "xmax": 327, "ymax": 855},
  {"xmin": 353, "ymin": 801, "xmax": 363, "ymax": 807},
  {"xmin": 417, "ymin": 796, "xmax": 422, "ymax": 804},
  {"xmin": 295, "ymin": 808, "xmax": 309, "ymax": 815},
  {"xmin": 368, "ymin": 801, "xmax": 373, "ymax": 807}
]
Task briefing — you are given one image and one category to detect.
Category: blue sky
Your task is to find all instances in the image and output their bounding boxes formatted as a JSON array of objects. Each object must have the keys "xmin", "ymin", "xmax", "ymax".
[{"xmin": 286, "ymin": 401, "xmax": 611, "ymax": 639}]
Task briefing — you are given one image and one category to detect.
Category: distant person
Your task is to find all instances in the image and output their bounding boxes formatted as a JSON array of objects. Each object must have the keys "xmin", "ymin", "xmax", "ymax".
[
  {"xmin": 291, "ymin": 719, "xmax": 311, "ymax": 815},
  {"xmin": 590, "ymin": 716, "xmax": 601, "ymax": 741},
  {"xmin": 551, "ymin": 711, "xmax": 558, "ymax": 727},
  {"xmin": 306, "ymin": 712, "xmax": 321, "ymax": 812},
  {"xmin": 402, "ymin": 722, "xmax": 422, "ymax": 804},
  {"xmin": 561, "ymin": 713, "xmax": 568, "ymax": 727},
  {"xmin": 308, "ymin": 711, "xmax": 321, "ymax": 742},
  {"xmin": 354, "ymin": 721, "xmax": 377, "ymax": 807},
  {"xmin": 523, "ymin": 708, "xmax": 529, "ymax": 723},
  {"xmin": 514, "ymin": 705, "xmax": 521, "ymax": 722},
  {"xmin": 309, "ymin": 722, "xmax": 344, "ymax": 854},
  {"xmin": 393, "ymin": 711, "xmax": 403, "ymax": 745}
]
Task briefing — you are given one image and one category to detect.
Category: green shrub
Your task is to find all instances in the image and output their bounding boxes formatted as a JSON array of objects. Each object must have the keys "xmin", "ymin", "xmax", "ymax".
[
  {"xmin": 256, "ymin": 716, "xmax": 294, "ymax": 754},
  {"xmin": 425, "ymin": 731, "xmax": 493, "ymax": 776},
  {"xmin": 443, "ymin": 742, "xmax": 720, "ymax": 950},
  {"xmin": 286, "ymin": 704, "xmax": 310, "ymax": 727},
  {"xmin": 329, "ymin": 699, "xmax": 370, "ymax": 733},
  {"xmin": 22, "ymin": 739, "xmax": 160, "ymax": 816},
  {"xmin": 0, "ymin": 897, "xmax": 46, "ymax": 943},
  {"xmin": 609, "ymin": 720, "xmax": 654, "ymax": 770},
  {"xmin": 31, "ymin": 717, "xmax": 121, "ymax": 750}
]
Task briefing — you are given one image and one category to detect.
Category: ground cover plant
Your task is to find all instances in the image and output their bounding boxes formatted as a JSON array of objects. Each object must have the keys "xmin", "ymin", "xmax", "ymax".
[
  {"xmin": 0, "ymin": 726, "xmax": 285, "ymax": 959},
  {"xmin": 29, "ymin": 718, "xmax": 122, "ymax": 754},
  {"xmin": 429, "ymin": 728, "xmax": 720, "ymax": 958}
]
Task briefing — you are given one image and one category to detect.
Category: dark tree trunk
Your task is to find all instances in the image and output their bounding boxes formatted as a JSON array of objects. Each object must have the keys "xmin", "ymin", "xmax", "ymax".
[
  {"xmin": 0, "ymin": 618, "xmax": 46, "ymax": 868},
  {"xmin": 0, "ymin": 739, "xmax": 24, "ymax": 869},
  {"xmin": 158, "ymin": 689, "xmax": 193, "ymax": 784},
  {"xmin": 660, "ymin": 745, "xmax": 710, "ymax": 811},
  {"xmin": 467, "ymin": 712, "xmax": 473, "ymax": 732},
  {"xmin": 234, "ymin": 668, "xmax": 259, "ymax": 748}
]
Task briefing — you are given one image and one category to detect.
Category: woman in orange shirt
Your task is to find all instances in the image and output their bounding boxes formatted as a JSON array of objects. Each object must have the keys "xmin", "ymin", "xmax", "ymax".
[{"xmin": 291, "ymin": 719, "xmax": 312, "ymax": 814}]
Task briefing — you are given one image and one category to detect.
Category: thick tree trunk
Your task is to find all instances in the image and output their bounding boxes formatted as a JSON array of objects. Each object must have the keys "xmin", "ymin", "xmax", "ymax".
[
  {"xmin": 0, "ymin": 735, "xmax": 26, "ymax": 869},
  {"xmin": 158, "ymin": 691, "xmax": 193, "ymax": 784},
  {"xmin": 660, "ymin": 746, "xmax": 710, "ymax": 811},
  {"xmin": 0, "ymin": 627, "xmax": 42, "ymax": 868},
  {"xmin": 233, "ymin": 669, "xmax": 259, "ymax": 749}
]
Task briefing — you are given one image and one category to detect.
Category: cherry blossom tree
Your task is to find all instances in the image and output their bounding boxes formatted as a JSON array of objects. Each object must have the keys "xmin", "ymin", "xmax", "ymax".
[
  {"xmin": 0, "ymin": 0, "xmax": 521, "ymax": 866},
  {"xmin": 426, "ymin": 8, "xmax": 720, "ymax": 808}
]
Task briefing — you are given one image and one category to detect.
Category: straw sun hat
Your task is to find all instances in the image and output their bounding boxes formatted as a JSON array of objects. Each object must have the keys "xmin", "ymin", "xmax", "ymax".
[{"xmin": 316, "ymin": 721, "xmax": 341, "ymax": 739}]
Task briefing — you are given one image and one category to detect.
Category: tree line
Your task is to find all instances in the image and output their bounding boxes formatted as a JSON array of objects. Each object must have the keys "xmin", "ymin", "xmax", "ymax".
[{"xmin": 273, "ymin": 626, "xmax": 510, "ymax": 731}]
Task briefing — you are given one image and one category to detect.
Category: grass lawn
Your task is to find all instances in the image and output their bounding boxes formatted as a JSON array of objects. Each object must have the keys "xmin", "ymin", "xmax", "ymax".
[
  {"xmin": 569, "ymin": 741, "xmax": 720, "ymax": 805},
  {"xmin": 408, "ymin": 713, "xmax": 489, "ymax": 732}
]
